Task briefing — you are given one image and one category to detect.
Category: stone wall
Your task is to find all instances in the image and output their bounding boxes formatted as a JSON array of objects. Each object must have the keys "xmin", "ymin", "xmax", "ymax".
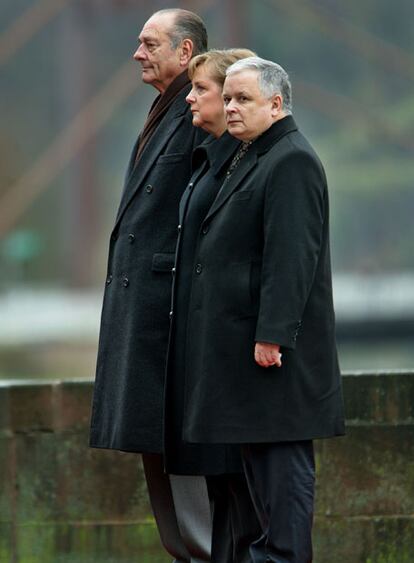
[
  {"xmin": 316, "ymin": 371, "xmax": 414, "ymax": 562},
  {"xmin": 1, "ymin": 372, "xmax": 414, "ymax": 562}
]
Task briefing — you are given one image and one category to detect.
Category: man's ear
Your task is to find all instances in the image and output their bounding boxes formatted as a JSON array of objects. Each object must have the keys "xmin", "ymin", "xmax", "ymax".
[
  {"xmin": 179, "ymin": 38, "xmax": 194, "ymax": 67},
  {"xmin": 271, "ymin": 94, "xmax": 283, "ymax": 117}
]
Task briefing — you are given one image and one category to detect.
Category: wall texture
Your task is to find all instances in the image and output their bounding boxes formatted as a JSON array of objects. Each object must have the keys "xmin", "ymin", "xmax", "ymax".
[{"xmin": 1, "ymin": 372, "xmax": 414, "ymax": 563}]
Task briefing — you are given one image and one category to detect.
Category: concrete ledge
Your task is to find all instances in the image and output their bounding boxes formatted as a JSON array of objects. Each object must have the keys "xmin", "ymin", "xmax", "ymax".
[
  {"xmin": 342, "ymin": 370, "xmax": 414, "ymax": 425},
  {"xmin": 1, "ymin": 372, "xmax": 414, "ymax": 562}
]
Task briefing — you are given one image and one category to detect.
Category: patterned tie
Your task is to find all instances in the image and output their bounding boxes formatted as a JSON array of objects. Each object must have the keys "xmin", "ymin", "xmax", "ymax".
[
  {"xmin": 214, "ymin": 140, "xmax": 255, "ymax": 200},
  {"xmin": 225, "ymin": 139, "xmax": 254, "ymax": 178}
]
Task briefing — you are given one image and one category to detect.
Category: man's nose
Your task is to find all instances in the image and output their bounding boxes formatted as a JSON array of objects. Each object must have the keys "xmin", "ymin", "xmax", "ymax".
[
  {"xmin": 225, "ymin": 101, "xmax": 237, "ymax": 114},
  {"xmin": 133, "ymin": 44, "xmax": 146, "ymax": 61}
]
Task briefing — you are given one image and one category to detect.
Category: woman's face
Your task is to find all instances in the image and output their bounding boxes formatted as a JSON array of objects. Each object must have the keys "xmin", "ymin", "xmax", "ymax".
[{"xmin": 186, "ymin": 64, "xmax": 226, "ymax": 137}]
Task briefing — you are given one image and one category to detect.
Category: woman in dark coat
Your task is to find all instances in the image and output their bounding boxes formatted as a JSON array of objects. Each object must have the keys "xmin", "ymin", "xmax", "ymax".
[{"xmin": 164, "ymin": 49, "xmax": 261, "ymax": 562}]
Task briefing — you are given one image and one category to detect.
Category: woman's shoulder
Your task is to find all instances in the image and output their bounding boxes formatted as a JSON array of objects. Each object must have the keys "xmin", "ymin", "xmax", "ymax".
[{"xmin": 192, "ymin": 132, "xmax": 240, "ymax": 173}]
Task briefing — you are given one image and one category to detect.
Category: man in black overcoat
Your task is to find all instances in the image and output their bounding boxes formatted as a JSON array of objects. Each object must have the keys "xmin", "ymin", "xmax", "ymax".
[
  {"xmin": 89, "ymin": 9, "xmax": 214, "ymax": 562},
  {"xmin": 180, "ymin": 57, "xmax": 346, "ymax": 562}
]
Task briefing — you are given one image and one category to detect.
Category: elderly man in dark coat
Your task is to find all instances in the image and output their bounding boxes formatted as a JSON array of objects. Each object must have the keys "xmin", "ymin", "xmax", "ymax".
[
  {"xmin": 178, "ymin": 57, "xmax": 346, "ymax": 562},
  {"xmin": 89, "ymin": 9, "xmax": 218, "ymax": 563}
]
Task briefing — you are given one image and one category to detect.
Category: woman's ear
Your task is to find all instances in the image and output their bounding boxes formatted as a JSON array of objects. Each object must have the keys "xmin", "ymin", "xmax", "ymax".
[{"xmin": 179, "ymin": 38, "xmax": 194, "ymax": 67}]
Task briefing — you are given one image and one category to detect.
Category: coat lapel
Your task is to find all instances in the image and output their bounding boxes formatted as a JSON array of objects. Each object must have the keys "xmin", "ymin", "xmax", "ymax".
[
  {"xmin": 204, "ymin": 116, "xmax": 298, "ymax": 222},
  {"xmin": 179, "ymin": 133, "xmax": 240, "ymax": 224},
  {"xmin": 115, "ymin": 88, "xmax": 190, "ymax": 227},
  {"xmin": 204, "ymin": 151, "xmax": 258, "ymax": 222},
  {"xmin": 178, "ymin": 161, "xmax": 208, "ymax": 224},
  {"xmin": 123, "ymin": 134, "xmax": 141, "ymax": 186}
]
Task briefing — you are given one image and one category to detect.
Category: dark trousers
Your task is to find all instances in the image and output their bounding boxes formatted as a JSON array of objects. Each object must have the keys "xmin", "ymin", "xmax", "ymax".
[
  {"xmin": 206, "ymin": 473, "xmax": 262, "ymax": 563},
  {"xmin": 241, "ymin": 441, "xmax": 315, "ymax": 563}
]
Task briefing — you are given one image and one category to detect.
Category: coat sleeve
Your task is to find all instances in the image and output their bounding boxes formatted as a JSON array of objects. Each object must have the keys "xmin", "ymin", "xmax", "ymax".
[{"xmin": 255, "ymin": 146, "xmax": 327, "ymax": 349}]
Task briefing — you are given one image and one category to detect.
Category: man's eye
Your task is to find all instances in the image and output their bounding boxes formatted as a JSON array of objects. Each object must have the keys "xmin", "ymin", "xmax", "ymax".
[
  {"xmin": 239, "ymin": 96, "xmax": 248, "ymax": 102},
  {"xmin": 223, "ymin": 97, "xmax": 230, "ymax": 105}
]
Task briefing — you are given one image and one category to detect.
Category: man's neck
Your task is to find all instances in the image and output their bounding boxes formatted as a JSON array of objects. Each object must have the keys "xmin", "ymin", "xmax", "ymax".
[{"xmin": 154, "ymin": 69, "xmax": 189, "ymax": 95}]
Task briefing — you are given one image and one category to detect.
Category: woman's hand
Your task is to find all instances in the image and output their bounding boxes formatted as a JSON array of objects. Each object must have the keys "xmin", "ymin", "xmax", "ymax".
[{"xmin": 254, "ymin": 342, "xmax": 282, "ymax": 368}]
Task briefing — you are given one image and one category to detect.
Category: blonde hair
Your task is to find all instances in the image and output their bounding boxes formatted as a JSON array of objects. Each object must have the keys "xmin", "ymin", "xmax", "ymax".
[{"xmin": 188, "ymin": 48, "xmax": 256, "ymax": 86}]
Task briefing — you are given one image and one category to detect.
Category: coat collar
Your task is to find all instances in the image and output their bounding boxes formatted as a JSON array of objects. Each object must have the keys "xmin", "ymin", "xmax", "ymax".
[
  {"xmin": 191, "ymin": 132, "xmax": 241, "ymax": 178},
  {"xmin": 252, "ymin": 114, "xmax": 298, "ymax": 155},
  {"xmin": 204, "ymin": 115, "xmax": 298, "ymax": 222},
  {"xmin": 179, "ymin": 133, "xmax": 241, "ymax": 224}
]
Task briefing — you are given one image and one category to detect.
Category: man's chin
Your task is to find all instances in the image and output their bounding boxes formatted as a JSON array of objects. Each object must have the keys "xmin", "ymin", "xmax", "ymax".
[
  {"xmin": 141, "ymin": 70, "xmax": 155, "ymax": 83},
  {"xmin": 227, "ymin": 124, "xmax": 245, "ymax": 139}
]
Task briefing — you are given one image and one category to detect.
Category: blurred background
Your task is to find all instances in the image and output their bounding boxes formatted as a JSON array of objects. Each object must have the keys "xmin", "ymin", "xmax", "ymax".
[{"xmin": 1, "ymin": 0, "xmax": 413, "ymax": 381}]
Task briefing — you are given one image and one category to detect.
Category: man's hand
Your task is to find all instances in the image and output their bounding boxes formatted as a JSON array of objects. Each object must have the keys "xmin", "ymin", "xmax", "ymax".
[{"xmin": 254, "ymin": 342, "xmax": 282, "ymax": 368}]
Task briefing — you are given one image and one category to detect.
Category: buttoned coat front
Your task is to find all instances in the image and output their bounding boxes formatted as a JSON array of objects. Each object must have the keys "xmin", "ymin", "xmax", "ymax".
[
  {"xmin": 89, "ymin": 86, "xmax": 206, "ymax": 453},
  {"xmin": 179, "ymin": 116, "xmax": 345, "ymax": 445},
  {"xmin": 164, "ymin": 132, "xmax": 244, "ymax": 474}
]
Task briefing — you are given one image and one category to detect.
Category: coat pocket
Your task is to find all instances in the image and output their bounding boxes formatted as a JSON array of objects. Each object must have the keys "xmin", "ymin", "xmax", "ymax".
[
  {"xmin": 152, "ymin": 252, "xmax": 175, "ymax": 272},
  {"xmin": 157, "ymin": 152, "xmax": 186, "ymax": 164},
  {"xmin": 228, "ymin": 190, "xmax": 253, "ymax": 202}
]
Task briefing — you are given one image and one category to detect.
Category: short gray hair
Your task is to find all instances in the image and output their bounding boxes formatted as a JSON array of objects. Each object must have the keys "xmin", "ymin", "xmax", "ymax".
[
  {"xmin": 226, "ymin": 56, "xmax": 292, "ymax": 114},
  {"xmin": 155, "ymin": 9, "xmax": 208, "ymax": 56}
]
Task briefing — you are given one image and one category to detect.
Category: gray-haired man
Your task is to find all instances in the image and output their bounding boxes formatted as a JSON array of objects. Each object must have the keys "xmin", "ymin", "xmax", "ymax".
[
  {"xmin": 90, "ymin": 9, "xmax": 213, "ymax": 562},
  {"xmin": 180, "ymin": 57, "xmax": 345, "ymax": 562}
]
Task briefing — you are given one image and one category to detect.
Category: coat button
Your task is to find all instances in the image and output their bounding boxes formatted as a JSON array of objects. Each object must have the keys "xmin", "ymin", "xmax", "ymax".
[
  {"xmin": 188, "ymin": 182, "xmax": 194, "ymax": 190},
  {"xmin": 106, "ymin": 274, "xmax": 113, "ymax": 285},
  {"xmin": 195, "ymin": 263, "xmax": 203, "ymax": 274},
  {"xmin": 122, "ymin": 277, "xmax": 129, "ymax": 287},
  {"xmin": 145, "ymin": 184, "xmax": 153, "ymax": 193},
  {"xmin": 111, "ymin": 232, "xmax": 118, "ymax": 242},
  {"xmin": 128, "ymin": 233, "xmax": 135, "ymax": 243},
  {"xmin": 169, "ymin": 310, "xmax": 173, "ymax": 319},
  {"xmin": 171, "ymin": 267, "xmax": 176, "ymax": 276},
  {"xmin": 201, "ymin": 224, "xmax": 209, "ymax": 235},
  {"xmin": 177, "ymin": 224, "xmax": 182, "ymax": 232}
]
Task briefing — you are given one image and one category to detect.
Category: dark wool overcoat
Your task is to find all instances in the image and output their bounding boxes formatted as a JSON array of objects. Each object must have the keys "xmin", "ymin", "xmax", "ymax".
[
  {"xmin": 164, "ymin": 132, "xmax": 245, "ymax": 474},
  {"xmin": 89, "ymin": 86, "xmax": 207, "ymax": 453},
  {"xmin": 179, "ymin": 116, "xmax": 346, "ymax": 445}
]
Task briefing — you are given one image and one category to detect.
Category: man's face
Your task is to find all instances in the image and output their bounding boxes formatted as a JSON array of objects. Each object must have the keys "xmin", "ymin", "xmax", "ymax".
[
  {"xmin": 134, "ymin": 14, "xmax": 183, "ymax": 93},
  {"xmin": 223, "ymin": 70, "xmax": 279, "ymax": 141}
]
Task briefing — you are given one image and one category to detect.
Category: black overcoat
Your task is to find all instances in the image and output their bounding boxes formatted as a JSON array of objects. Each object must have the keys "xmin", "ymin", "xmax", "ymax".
[
  {"xmin": 89, "ymin": 86, "xmax": 206, "ymax": 453},
  {"xmin": 179, "ymin": 116, "xmax": 345, "ymax": 445},
  {"xmin": 164, "ymin": 132, "xmax": 244, "ymax": 474}
]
